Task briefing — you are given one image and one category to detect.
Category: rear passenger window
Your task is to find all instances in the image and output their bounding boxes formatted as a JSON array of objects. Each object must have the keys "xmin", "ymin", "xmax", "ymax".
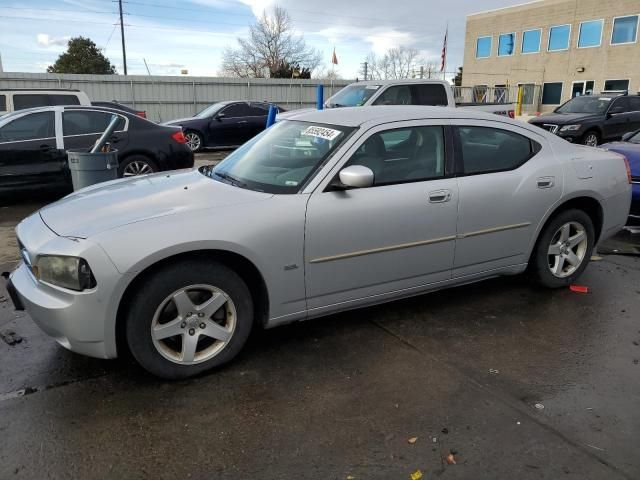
[
  {"xmin": 13, "ymin": 94, "xmax": 50, "ymax": 110},
  {"xmin": 457, "ymin": 126, "xmax": 537, "ymax": 175},
  {"xmin": 222, "ymin": 103, "xmax": 249, "ymax": 117},
  {"xmin": 49, "ymin": 95, "xmax": 81, "ymax": 106},
  {"xmin": 63, "ymin": 111, "xmax": 125, "ymax": 136},
  {"xmin": 630, "ymin": 97, "xmax": 640, "ymax": 112},
  {"xmin": 346, "ymin": 126, "xmax": 446, "ymax": 185},
  {"xmin": 0, "ymin": 95, "xmax": 6, "ymax": 111},
  {"xmin": 373, "ymin": 84, "xmax": 449, "ymax": 107}
]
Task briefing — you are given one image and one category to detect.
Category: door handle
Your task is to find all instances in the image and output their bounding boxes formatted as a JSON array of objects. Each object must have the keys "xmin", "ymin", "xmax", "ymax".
[
  {"xmin": 537, "ymin": 177, "xmax": 555, "ymax": 189},
  {"xmin": 428, "ymin": 189, "xmax": 452, "ymax": 203},
  {"xmin": 237, "ymin": 120, "xmax": 248, "ymax": 124}
]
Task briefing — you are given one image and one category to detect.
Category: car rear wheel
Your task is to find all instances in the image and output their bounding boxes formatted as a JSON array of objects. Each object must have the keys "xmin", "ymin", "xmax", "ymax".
[
  {"xmin": 125, "ymin": 259, "xmax": 253, "ymax": 379},
  {"xmin": 530, "ymin": 209, "xmax": 595, "ymax": 288},
  {"xmin": 119, "ymin": 155, "xmax": 157, "ymax": 177},
  {"xmin": 581, "ymin": 131, "xmax": 599, "ymax": 147},
  {"xmin": 184, "ymin": 131, "xmax": 203, "ymax": 152}
]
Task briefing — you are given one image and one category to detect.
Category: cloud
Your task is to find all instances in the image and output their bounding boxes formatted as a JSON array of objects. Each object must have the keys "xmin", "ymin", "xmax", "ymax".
[{"xmin": 36, "ymin": 34, "xmax": 70, "ymax": 47}]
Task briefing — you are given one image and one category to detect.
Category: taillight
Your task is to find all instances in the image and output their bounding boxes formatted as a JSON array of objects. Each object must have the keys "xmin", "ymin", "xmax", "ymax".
[
  {"xmin": 171, "ymin": 131, "xmax": 187, "ymax": 144},
  {"xmin": 137, "ymin": 111, "xmax": 147, "ymax": 118},
  {"xmin": 508, "ymin": 110, "xmax": 515, "ymax": 119},
  {"xmin": 622, "ymin": 155, "xmax": 632, "ymax": 184}
]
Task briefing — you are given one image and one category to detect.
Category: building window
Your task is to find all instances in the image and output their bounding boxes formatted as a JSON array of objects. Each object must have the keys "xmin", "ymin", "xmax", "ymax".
[
  {"xmin": 548, "ymin": 24, "xmax": 571, "ymax": 51},
  {"xmin": 578, "ymin": 19, "xmax": 603, "ymax": 48},
  {"xmin": 611, "ymin": 15, "xmax": 639, "ymax": 45},
  {"xmin": 521, "ymin": 29, "xmax": 541, "ymax": 53},
  {"xmin": 542, "ymin": 82, "xmax": 563, "ymax": 104},
  {"xmin": 476, "ymin": 36, "xmax": 492, "ymax": 58},
  {"xmin": 473, "ymin": 85, "xmax": 488, "ymax": 102},
  {"xmin": 498, "ymin": 33, "xmax": 515, "ymax": 56},
  {"xmin": 603, "ymin": 79, "xmax": 630, "ymax": 92},
  {"xmin": 518, "ymin": 83, "xmax": 536, "ymax": 105}
]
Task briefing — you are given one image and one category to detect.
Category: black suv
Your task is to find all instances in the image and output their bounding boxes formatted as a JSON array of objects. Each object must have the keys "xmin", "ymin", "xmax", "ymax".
[{"xmin": 529, "ymin": 93, "xmax": 640, "ymax": 146}]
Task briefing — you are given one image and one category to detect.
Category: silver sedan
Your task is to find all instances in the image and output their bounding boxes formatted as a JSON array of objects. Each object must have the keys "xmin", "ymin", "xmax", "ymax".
[{"xmin": 7, "ymin": 106, "xmax": 632, "ymax": 378}]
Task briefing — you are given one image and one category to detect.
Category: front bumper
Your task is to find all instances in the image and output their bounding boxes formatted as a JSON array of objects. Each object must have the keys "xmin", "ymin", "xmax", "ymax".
[{"xmin": 8, "ymin": 213, "xmax": 126, "ymax": 359}]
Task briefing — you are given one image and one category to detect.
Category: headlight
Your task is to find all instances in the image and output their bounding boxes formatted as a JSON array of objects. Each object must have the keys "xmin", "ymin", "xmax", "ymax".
[
  {"xmin": 33, "ymin": 256, "xmax": 96, "ymax": 291},
  {"xmin": 560, "ymin": 124, "xmax": 582, "ymax": 132}
]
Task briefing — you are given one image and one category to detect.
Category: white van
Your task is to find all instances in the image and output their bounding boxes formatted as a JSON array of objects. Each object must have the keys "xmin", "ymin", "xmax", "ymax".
[{"xmin": 0, "ymin": 89, "xmax": 91, "ymax": 115}]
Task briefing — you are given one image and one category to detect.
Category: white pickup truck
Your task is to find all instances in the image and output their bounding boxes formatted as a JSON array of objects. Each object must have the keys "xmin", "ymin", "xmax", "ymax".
[{"xmin": 320, "ymin": 79, "xmax": 515, "ymax": 117}]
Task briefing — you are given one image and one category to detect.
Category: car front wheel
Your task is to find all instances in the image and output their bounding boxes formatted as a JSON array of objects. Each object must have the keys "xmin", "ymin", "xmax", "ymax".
[
  {"xmin": 184, "ymin": 131, "xmax": 204, "ymax": 152},
  {"xmin": 126, "ymin": 259, "xmax": 253, "ymax": 379},
  {"xmin": 530, "ymin": 209, "xmax": 595, "ymax": 288}
]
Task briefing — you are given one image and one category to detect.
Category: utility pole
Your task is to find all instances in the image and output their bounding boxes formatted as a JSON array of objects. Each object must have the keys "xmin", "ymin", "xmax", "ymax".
[
  {"xmin": 362, "ymin": 61, "xmax": 368, "ymax": 81},
  {"xmin": 420, "ymin": 66, "xmax": 424, "ymax": 79},
  {"xmin": 118, "ymin": 0, "xmax": 128, "ymax": 75}
]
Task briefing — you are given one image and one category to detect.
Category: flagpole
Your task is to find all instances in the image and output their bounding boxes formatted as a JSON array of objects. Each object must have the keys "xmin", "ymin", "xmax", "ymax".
[{"xmin": 443, "ymin": 22, "xmax": 448, "ymax": 82}]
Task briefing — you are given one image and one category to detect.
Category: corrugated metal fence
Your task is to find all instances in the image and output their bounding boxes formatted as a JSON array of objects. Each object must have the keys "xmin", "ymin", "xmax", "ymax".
[{"xmin": 0, "ymin": 73, "xmax": 353, "ymax": 122}]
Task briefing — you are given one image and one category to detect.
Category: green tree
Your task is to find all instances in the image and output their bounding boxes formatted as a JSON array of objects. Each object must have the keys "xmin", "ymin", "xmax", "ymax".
[
  {"xmin": 454, "ymin": 67, "xmax": 463, "ymax": 86},
  {"xmin": 47, "ymin": 37, "xmax": 116, "ymax": 74}
]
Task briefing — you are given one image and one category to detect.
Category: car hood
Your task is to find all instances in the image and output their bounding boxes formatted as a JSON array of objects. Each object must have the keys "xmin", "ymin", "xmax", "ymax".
[
  {"xmin": 529, "ymin": 112, "xmax": 602, "ymax": 125},
  {"xmin": 161, "ymin": 117, "xmax": 200, "ymax": 126},
  {"xmin": 39, "ymin": 169, "xmax": 271, "ymax": 238},
  {"xmin": 600, "ymin": 142, "xmax": 640, "ymax": 174}
]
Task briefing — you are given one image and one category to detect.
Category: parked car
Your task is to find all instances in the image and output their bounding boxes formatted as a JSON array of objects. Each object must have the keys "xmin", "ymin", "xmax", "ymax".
[
  {"xmin": 162, "ymin": 101, "xmax": 284, "ymax": 152},
  {"xmin": 289, "ymin": 79, "xmax": 515, "ymax": 116},
  {"xmin": 0, "ymin": 105, "xmax": 193, "ymax": 193},
  {"xmin": 529, "ymin": 93, "xmax": 640, "ymax": 146},
  {"xmin": 5, "ymin": 106, "xmax": 631, "ymax": 379},
  {"xmin": 92, "ymin": 101, "xmax": 147, "ymax": 119},
  {"xmin": 0, "ymin": 88, "xmax": 91, "ymax": 115},
  {"xmin": 600, "ymin": 129, "xmax": 640, "ymax": 224}
]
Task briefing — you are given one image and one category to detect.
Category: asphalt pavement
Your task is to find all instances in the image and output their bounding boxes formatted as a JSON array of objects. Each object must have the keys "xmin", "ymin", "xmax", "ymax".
[{"xmin": 1, "ymin": 161, "xmax": 639, "ymax": 479}]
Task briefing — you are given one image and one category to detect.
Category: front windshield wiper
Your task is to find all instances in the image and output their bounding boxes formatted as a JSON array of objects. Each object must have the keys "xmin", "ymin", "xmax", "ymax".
[{"xmin": 214, "ymin": 171, "xmax": 248, "ymax": 188}]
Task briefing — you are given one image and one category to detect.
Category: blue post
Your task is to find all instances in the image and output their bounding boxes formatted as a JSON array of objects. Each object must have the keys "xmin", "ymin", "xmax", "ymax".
[
  {"xmin": 266, "ymin": 104, "xmax": 277, "ymax": 128},
  {"xmin": 316, "ymin": 84, "xmax": 324, "ymax": 110}
]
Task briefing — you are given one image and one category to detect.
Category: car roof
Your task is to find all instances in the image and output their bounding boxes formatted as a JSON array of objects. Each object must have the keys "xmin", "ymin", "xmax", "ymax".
[
  {"xmin": 280, "ymin": 105, "xmax": 511, "ymax": 128},
  {"xmin": 338, "ymin": 79, "xmax": 449, "ymax": 87},
  {"xmin": 0, "ymin": 88, "xmax": 83, "ymax": 92}
]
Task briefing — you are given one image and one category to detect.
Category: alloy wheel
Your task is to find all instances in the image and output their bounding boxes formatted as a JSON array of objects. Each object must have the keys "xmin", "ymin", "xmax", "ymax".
[
  {"xmin": 151, "ymin": 284, "xmax": 237, "ymax": 365},
  {"xmin": 547, "ymin": 221, "xmax": 588, "ymax": 278},
  {"xmin": 123, "ymin": 160, "xmax": 154, "ymax": 177},
  {"xmin": 583, "ymin": 133, "xmax": 598, "ymax": 147},
  {"xmin": 185, "ymin": 132, "xmax": 201, "ymax": 151}
]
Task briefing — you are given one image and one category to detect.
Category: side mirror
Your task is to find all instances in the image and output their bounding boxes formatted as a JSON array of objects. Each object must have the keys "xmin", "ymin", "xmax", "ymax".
[
  {"xmin": 622, "ymin": 131, "xmax": 634, "ymax": 142},
  {"xmin": 215, "ymin": 112, "xmax": 226, "ymax": 120},
  {"xmin": 338, "ymin": 165, "xmax": 374, "ymax": 189}
]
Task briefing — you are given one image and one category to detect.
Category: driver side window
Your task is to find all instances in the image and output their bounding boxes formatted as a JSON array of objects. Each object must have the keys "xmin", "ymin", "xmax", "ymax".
[{"xmin": 345, "ymin": 126, "xmax": 446, "ymax": 186}]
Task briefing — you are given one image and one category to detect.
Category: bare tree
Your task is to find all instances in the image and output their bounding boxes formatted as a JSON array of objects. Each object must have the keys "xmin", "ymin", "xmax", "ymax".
[
  {"xmin": 363, "ymin": 47, "xmax": 425, "ymax": 80},
  {"xmin": 220, "ymin": 5, "xmax": 322, "ymax": 78}
]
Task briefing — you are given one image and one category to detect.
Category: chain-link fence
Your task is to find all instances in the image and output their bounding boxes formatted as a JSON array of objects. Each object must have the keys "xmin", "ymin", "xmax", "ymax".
[{"xmin": 453, "ymin": 85, "xmax": 542, "ymax": 115}]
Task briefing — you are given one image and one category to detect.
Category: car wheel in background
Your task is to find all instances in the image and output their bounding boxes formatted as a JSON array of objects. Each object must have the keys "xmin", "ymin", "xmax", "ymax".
[
  {"xmin": 125, "ymin": 259, "xmax": 253, "ymax": 379},
  {"xmin": 184, "ymin": 131, "xmax": 204, "ymax": 152},
  {"xmin": 119, "ymin": 155, "xmax": 158, "ymax": 177},
  {"xmin": 530, "ymin": 209, "xmax": 595, "ymax": 288},
  {"xmin": 581, "ymin": 131, "xmax": 600, "ymax": 147}
]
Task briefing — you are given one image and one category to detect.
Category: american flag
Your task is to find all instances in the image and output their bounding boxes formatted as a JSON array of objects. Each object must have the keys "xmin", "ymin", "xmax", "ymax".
[
  {"xmin": 331, "ymin": 47, "xmax": 338, "ymax": 65},
  {"xmin": 440, "ymin": 27, "xmax": 448, "ymax": 72}
]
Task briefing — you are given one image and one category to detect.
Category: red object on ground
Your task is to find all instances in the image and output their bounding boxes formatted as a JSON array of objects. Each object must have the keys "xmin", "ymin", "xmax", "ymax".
[{"xmin": 569, "ymin": 285, "xmax": 589, "ymax": 293}]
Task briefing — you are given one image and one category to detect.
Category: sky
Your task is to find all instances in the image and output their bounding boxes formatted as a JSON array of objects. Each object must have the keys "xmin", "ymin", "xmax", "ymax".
[{"xmin": 0, "ymin": 0, "xmax": 527, "ymax": 79}]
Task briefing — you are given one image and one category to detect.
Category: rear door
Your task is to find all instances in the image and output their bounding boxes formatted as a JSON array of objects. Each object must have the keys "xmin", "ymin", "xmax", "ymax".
[
  {"xmin": 0, "ymin": 110, "xmax": 68, "ymax": 190},
  {"xmin": 450, "ymin": 120, "xmax": 561, "ymax": 277},
  {"xmin": 62, "ymin": 109, "xmax": 128, "ymax": 152},
  {"xmin": 247, "ymin": 103, "xmax": 269, "ymax": 139}
]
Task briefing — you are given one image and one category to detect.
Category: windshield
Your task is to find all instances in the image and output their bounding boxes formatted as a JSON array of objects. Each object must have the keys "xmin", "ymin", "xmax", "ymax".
[
  {"xmin": 204, "ymin": 120, "xmax": 353, "ymax": 194},
  {"xmin": 195, "ymin": 103, "xmax": 225, "ymax": 119},
  {"xmin": 628, "ymin": 131, "xmax": 640, "ymax": 144},
  {"xmin": 327, "ymin": 84, "xmax": 381, "ymax": 108},
  {"xmin": 556, "ymin": 96, "xmax": 613, "ymax": 114}
]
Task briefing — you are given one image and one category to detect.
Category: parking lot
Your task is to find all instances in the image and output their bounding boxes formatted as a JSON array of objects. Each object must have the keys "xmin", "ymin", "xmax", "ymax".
[{"xmin": 1, "ymin": 153, "xmax": 639, "ymax": 478}]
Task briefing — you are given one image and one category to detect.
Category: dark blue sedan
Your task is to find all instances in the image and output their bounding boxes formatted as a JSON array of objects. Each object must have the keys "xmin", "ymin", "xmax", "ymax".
[
  {"xmin": 601, "ymin": 129, "xmax": 640, "ymax": 225},
  {"xmin": 162, "ymin": 101, "xmax": 283, "ymax": 152}
]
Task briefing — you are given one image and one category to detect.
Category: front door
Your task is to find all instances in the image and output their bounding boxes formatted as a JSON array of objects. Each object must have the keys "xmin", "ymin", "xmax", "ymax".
[
  {"xmin": 304, "ymin": 121, "xmax": 458, "ymax": 314},
  {"xmin": 208, "ymin": 103, "xmax": 250, "ymax": 147},
  {"xmin": 451, "ymin": 120, "xmax": 562, "ymax": 277},
  {"xmin": 0, "ymin": 110, "xmax": 68, "ymax": 191}
]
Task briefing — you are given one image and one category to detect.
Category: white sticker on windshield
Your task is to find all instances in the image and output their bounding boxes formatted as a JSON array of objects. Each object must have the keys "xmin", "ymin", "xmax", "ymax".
[
  {"xmin": 599, "ymin": 97, "xmax": 612, "ymax": 101},
  {"xmin": 302, "ymin": 126, "xmax": 341, "ymax": 141},
  {"xmin": 365, "ymin": 85, "xmax": 381, "ymax": 90}
]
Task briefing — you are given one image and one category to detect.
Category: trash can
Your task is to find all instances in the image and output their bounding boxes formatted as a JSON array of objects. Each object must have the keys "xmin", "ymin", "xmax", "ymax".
[{"xmin": 67, "ymin": 150, "xmax": 119, "ymax": 191}]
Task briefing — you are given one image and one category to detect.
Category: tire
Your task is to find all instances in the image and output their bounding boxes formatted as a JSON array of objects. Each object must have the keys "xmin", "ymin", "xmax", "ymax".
[
  {"xmin": 581, "ymin": 130, "xmax": 600, "ymax": 147},
  {"xmin": 118, "ymin": 155, "xmax": 158, "ymax": 178},
  {"xmin": 126, "ymin": 259, "xmax": 253, "ymax": 379},
  {"xmin": 530, "ymin": 209, "xmax": 595, "ymax": 288},
  {"xmin": 184, "ymin": 131, "xmax": 204, "ymax": 152}
]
